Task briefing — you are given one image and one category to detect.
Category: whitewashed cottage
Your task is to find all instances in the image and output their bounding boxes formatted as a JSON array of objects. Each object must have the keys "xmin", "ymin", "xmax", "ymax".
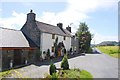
[{"xmin": 21, "ymin": 10, "xmax": 72, "ymax": 59}]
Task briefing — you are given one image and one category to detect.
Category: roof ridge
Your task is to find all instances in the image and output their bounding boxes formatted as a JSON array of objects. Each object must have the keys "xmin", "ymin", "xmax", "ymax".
[
  {"xmin": 36, "ymin": 21, "xmax": 57, "ymax": 27},
  {"xmin": 0, "ymin": 27, "xmax": 20, "ymax": 31}
]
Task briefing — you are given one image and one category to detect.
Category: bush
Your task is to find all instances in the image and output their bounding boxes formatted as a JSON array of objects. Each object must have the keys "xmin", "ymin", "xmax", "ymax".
[
  {"xmin": 49, "ymin": 63, "xmax": 56, "ymax": 75},
  {"xmin": 36, "ymin": 50, "xmax": 42, "ymax": 60},
  {"xmin": 46, "ymin": 73, "xmax": 58, "ymax": 80},
  {"xmin": 87, "ymin": 47, "xmax": 93, "ymax": 53},
  {"xmin": 61, "ymin": 55, "xmax": 69, "ymax": 70},
  {"xmin": 47, "ymin": 49, "xmax": 50, "ymax": 57},
  {"xmin": 51, "ymin": 73, "xmax": 58, "ymax": 80}
]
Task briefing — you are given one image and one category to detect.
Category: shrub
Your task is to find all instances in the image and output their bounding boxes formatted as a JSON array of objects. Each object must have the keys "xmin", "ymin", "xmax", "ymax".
[
  {"xmin": 51, "ymin": 73, "xmax": 58, "ymax": 80},
  {"xmin": 88, "ymin": 47, "xmax": 93, "ymax": 53},
  {"xmin": 64, "ymin": 48, "xmax": 66, "ymax": 54},
  {"xmin": 61, "ymin": 55, "xmax": 69, "ymax": 70},
  {"xmin": 46, "ymin": 73, "xmax": 58, "ymax": 80},
  {"xmin": 43, "ymin": 51, "xmax": 46, "ymax": 54},
  {"xmin": 36, "ymin": 50, "xmax": 42, "ymax": 60},
  {"xmin": 49, "ymin": 63, "xmax": 56, "ymax": 75},
  {"xmin": 47, "ymin": 49, "xmax": 50, "ymax": 57}
]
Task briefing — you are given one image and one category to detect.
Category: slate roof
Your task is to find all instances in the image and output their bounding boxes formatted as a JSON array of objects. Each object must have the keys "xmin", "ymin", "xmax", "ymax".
[
  {"xmin": 36, "ymin": 21, "xmax": 71, "ymax": 37},
  {"xmin": 63, "ymin": 29, "xmax": 72, "ymax": 37},
  {"xmin": 0, "ymin": 27, "xmax": 29, "ymax": 47}
]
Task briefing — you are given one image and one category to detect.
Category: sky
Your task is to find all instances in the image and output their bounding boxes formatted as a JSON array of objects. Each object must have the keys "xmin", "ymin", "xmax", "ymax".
[{"xmin": 0, "ymin": 0, "xmax": 119, "ymax": 44}]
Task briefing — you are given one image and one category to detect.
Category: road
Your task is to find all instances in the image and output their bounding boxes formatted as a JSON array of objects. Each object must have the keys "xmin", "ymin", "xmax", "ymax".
[{"xmin": 5, "ymin": 50, "xmax": 118, "ymax": 78}]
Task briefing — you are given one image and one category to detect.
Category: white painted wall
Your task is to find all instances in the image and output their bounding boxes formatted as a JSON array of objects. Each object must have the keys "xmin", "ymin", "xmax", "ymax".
[{"xmin": 40, "ymin": 32, "xmax": 71, "ymax": 58}]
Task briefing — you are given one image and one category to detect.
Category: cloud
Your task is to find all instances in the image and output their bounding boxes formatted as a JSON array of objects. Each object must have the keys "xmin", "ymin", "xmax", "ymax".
[
  {"xmin": 37, "ymin": 0, "xmax": 118, "ymax": 33},
  {"xmin": 0, "ymin": 11, "xmax": 26, "ymax": 30},
  {"xmin": 91, "ymin": 33, "xmax": 118, "ymax": 44},
  {"xmin": 90, "ymin": 29, "xmax": 118, "ymax": 44},
  {"xmin": 1, "ymin": 0, "xmax": 67, "ymax": 2},
  {"xmin": 0, "ymin": 0, "xmax": 118, "ymax": 43}
]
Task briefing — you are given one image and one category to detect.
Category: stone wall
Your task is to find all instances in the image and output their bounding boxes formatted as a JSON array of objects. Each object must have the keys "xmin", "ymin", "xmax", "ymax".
[
  {"xmin": 1, "ymin": 49, "xmax": 33, "ymax": 71},
  {"xmin": 2, "ymin": 50, "xmax": 14, "ymax": 70},
  {"xmin": 21, "ymin": 19, "xmax": 40, "ymax": 47}
]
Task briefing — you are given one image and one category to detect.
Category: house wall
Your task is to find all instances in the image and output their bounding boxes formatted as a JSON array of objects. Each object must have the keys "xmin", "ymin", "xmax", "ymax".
[
  {"xmin": 1, "ymin": 49, "xmax": 32, "ymax": 71},
  {"xmin": 71, "ymin": 37, "xmax": 79, "ymax": 53},
  {"xmin": 63, "ymin": 37, "xmax": 71, "ymax": 51},
  {"xmin": 21, "ymin": 21, "xmax": 40, "ymax": 47},
  {"xmin": 40, "ymin": 32, "xmax": 71, "ymax": 58},
  {"xmin": 2, "ymin": 50, "xmax": 14, "ymax": 70},
  {"xmin": 27, "ymin": 49, "xmax": 36, "ymax": 63}
]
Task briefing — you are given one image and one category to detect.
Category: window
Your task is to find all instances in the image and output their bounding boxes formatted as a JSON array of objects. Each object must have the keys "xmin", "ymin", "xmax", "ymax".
[
  {"xmin": 52, "ymin": 34, "xmax": 55, "ymax": 39},
  {"xmin": 64, "ymin": 36, "xmax": 66, "ymax": 40}
]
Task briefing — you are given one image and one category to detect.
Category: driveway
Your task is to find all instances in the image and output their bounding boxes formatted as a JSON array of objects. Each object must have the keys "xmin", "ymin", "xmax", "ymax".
[{"xmin": 5, "ymin": 51, "xmax": 118, "ymax": 78}]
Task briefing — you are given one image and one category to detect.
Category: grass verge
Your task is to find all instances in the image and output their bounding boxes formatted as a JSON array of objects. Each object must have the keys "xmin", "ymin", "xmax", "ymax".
[
  {"xmin": 0, "ymin": 70, "xmax": 12, "ymax": 79},
  {"xmin": 45, "ymin": 68, "xmax": 93, "ymax": 80},
  {"xmin": 96, "ymin": 46, "xmax": 120, "ymax": 58}
]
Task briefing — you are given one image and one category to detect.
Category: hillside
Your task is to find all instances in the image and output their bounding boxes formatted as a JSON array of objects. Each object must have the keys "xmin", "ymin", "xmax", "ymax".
[{"xmin": 97, "ymin": 41, "xmax": 118, "ymax": 46}]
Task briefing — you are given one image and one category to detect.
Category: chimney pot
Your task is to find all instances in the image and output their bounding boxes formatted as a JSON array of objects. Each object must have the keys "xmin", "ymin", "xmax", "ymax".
[
  {"xmin": 57, "ymin": 23, "xmax": 63, "ymax": 29},
  {"xmin": 66, "ymin": 25, "xmax": 71, "ymax": 33},
  {"xmin": 27, "ymin": 10, "xmax": 36, "ymax": 22}
]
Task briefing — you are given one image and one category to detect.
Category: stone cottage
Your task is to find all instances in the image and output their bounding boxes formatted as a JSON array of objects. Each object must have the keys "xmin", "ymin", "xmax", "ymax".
[
  {"xmin": 21, "ymin": 10, "xmax": 72, "ymax": 59},
  {"xmin": 0, "ymin": 10, "xmax": 73, "ymax": 71}
]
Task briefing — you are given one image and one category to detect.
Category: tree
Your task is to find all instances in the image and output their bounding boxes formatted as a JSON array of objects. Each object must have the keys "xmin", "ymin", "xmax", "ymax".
[
  {"xmin": 49, "ymin": 63, "xmax": 56, "ymax": 75},
  {"xmin": 61, "ymin": 54, "xmax": 69, "ymax": 70},
  {"xmin": 54, "ymin": 37, "xmax": 58, "ymax": 57},
  {"xmin": 77, "ymin": 22, "xmax": 92, "ymax": 53},
  {"xmin": 47, "ymin": 49, "xmax": 50, "ymax": 59}
]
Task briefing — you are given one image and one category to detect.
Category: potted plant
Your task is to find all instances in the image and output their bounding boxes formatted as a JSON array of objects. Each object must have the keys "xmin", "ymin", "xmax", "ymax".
[
  {"xmin": 43, "ymin": 51, "xmax": 46, "ymax": 60},
  {"xmin": 47, "ymin": 49, "xmax": 50, "ymax": 60}
]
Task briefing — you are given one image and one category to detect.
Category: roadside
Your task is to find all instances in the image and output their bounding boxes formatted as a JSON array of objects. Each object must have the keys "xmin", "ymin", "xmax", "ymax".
[{"xmin": 2, "ymin": 51, "xmax": 118, "ymax": 78}]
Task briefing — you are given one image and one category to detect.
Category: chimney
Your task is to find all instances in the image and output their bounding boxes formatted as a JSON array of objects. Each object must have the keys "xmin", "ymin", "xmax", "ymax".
[
  {"xmin": 57, "ymin": 23, "xmax": 63, "ymax": 30},
  {"xmin": 66, "ymin": 25, "xmax": 71, "ymax": 33},
  {"xmin": 57, "ymin": 23, "xmax": 66, "ymax": 34},
  {"xmin": 27, "ymin": 10, "xmax": 36, "ymax": 22}
]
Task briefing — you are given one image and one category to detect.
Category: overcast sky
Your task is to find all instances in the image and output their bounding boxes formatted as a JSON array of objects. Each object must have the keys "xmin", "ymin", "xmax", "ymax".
[{"xmin": 0, "ymin": 0, "xmax": 118, "ymax": 44}]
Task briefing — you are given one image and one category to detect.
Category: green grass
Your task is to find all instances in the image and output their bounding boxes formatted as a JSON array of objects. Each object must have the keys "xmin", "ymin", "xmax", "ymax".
[
  {"xmin": 0, "ymin": 70, "xmax": 12, "ymax": 79},
  {"xmin": 45, "ymin": 68, "xmax": 93, "ymax": 79},
  {"xmin": 96, "ymin": 46, "xmax": 120, "ymax": 58}
]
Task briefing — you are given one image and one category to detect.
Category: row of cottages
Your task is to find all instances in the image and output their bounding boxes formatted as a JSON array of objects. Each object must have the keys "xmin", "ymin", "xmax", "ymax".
[{"xmin": 0, "ymin": 10, "xmax": 79, "ymax": 71}]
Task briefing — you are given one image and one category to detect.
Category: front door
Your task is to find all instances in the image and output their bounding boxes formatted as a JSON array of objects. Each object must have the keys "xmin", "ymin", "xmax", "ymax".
[{"xmin": 13, "ymin": 49, "xmax": 22, "ymax": 66}]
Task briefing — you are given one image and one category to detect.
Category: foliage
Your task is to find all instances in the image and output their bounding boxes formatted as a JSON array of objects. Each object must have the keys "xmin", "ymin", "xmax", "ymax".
[
  {"xmin": 76, "ymin": 22, "xmax": 92, "ymax": 53},
  {"xmin": 43, "ymin": 51, "xmax": 46, "ymax": 54},
  {"xmin": 36, "ymin": 49, "xmax": 42, "ymax": 60},
  {"xmin": 88, "ymin": 47, "xmax": 93, "ymax": 53},
  {"xmin": 80, "ymin": 70, "xmax": 93, "ymax": 79},
  {"xmin": 45, "ymin": 73, "xmax": 59, "ymax": 80},
  {"xmin": 61, "ymin": 55, "xmax": 69, "ymax": 70},
  {"xmin": 46, "ymin": 68, "xmax": 93, "ymax": 79},
  {"xmin": 47, "ymin": 49, "xmax": 50, "ymax": 57},
  {"xmin": 97, "ymin": 46, "xmax": 120, "ymax": 58},
  {"xmin": 51, "ymin": 73, "xmax": 59, "ymax": 80},
  {"xmin": 0, "ymin": 70, "xmax": 12, "ymax": 78},
  {"xmin": 62, "ymin": 69, "xmax": 93, "ymax": 79},
  {"xmin": 49, "ymin": 63, "xmax": 57, "ymax": 75},
  {"xmin": 54, "ymin": 37, "xmax": 58, "ymax": 57},
  {"xmin": 64, "ymin": 48, "xmax": 66, "ymax": 55}
]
